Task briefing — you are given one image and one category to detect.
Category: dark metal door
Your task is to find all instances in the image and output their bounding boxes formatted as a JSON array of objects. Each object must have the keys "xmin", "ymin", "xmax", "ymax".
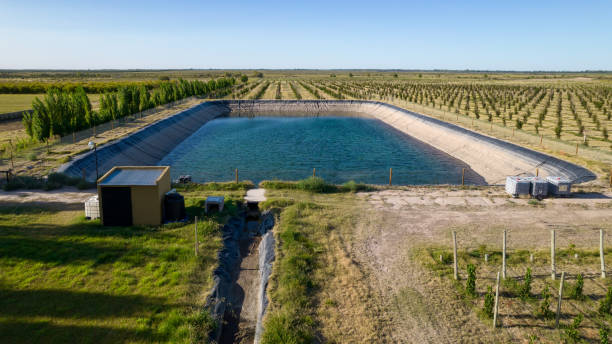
[{"xmin": 101, "ymin": 187, "xmax": 132, "ymax": 226}]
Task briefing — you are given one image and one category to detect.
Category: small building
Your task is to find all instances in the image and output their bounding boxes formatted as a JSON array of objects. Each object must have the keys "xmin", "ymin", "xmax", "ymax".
[{"xmin": 97, "ymin": 166, "xmax": 171, "ymax": 226}]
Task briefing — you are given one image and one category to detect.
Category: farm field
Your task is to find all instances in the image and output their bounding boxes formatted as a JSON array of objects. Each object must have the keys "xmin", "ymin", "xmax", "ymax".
[
  {"xmin": 0, "ymin": 94, "xmax": 101, "ymax": 114},
  {"xmin": 227, "ymin": 184, "xmax": 612, "ymax": 343},
  {"xmin": 0, "ymin": 185, "xmax": 247, "ymax": 343},
  {"xmin": 0, "ymin": 71, "xmax": 611, "ymax": 182}
]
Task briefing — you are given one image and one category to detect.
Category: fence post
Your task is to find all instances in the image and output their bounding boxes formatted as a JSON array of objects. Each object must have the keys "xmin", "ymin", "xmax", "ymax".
[
  {"xmin": 502, "ymin": 230, "xmax": 507, "ymax": 279},
  {"xmin": 194, "ymin": 216, "xmax": 199, "ymax": 257},
  {"xmin": 536, "ymin": 168, "xmax": 539, "ymax": 177},
  {"xmin": 575, "ymin": 143, "xmax": 579, "ymax": 155},
  {"xmin": 551, "ymin": 229, "xmax": 556, "ymax": 280},
  {"xmin": 313, "ymin": 168, "xmax": 316, "ymax": 178},
  {"xmin": 555, "ymin": 271, "xmax": 565, "ymax": 328},
  {"xmin": 601, "ymin": 229, "xmax": 606, "ymax": 279},
  {"xmin": 540, "ymin": 134, "xmax": 543, "ymax": 146},
  {"xmin": 493, "ymin": 271, "xmax": 500, "ymax": 328},
  {"xmin": 235, "ymin": 168, "xmax": 238, "ymax": 183},
  {"xmin": 462, "ymin": 168, "xmax": 465, "ymax": 186},
  {"xmin": 453, "ymin": 231, "xmax": 458, "ymax": 280},
  {"xmin": 389, "ymin": 168, "xmax": 393, "ymax": 186}
]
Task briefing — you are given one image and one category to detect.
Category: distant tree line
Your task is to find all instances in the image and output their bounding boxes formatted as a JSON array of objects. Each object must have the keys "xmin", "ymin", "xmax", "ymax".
[
  {"xmin": 0, "ymin": 81, "xmax": 159, "ymax": 94},
  {"xmin": 22, "ymin": 78, "xmax": 235, "ymax": 141}
]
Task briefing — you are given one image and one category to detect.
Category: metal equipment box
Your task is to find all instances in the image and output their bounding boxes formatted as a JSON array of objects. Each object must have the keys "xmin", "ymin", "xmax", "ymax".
[
  {"xmin": 530, "ymin": 177, "xmax": 548, "ymax": 199},
  {"xmin": 547, "ymin": 176, "xmax": 572, "ymax": 196},
  {"xmin": 505, "ymin": 176, "xmax": 531, "ymax": 197},
  {"xmin": 84, "ymin": 195, "xmax": 100, "ymax": 220}
]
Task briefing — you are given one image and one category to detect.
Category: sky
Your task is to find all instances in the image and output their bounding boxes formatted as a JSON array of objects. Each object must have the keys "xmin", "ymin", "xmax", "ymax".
[{"xmin": 0, "ymin": 0, "xmax": 611, "ymax": 71}]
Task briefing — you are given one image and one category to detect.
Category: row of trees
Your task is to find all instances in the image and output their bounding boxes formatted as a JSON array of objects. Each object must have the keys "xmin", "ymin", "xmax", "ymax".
[
  {"xmin": 22, "ymin": 78, "xmax": 235, "ymax": 142},
  {"xmin": 0, "ymin": 81, "xmax": 158, "ymax": 94}
]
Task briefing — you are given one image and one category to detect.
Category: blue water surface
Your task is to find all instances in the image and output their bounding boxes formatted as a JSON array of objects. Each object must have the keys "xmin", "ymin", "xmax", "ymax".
[{"xmin": 159, "ymin": 116, "xmax": 472, "ymax": 185}]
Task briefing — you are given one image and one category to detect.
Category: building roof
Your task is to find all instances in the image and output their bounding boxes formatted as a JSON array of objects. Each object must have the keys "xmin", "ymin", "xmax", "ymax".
[{"xmin": 98, "ymin": 166, "xmax": 168, "ymax": 186}]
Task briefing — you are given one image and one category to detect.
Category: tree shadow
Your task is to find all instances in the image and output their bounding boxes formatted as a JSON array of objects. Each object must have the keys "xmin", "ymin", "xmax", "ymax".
[
  {"xmin": 0, "ymin": 319, "xmax": 166, "ymax": 343},
  {"xmin": 0, "ymin": 289, "xmax": 176, "ymax": 319}
]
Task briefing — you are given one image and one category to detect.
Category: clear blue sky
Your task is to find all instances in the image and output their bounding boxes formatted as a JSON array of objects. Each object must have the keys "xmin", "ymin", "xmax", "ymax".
[{"xmin": 1, "ymin": 0, "xmax": 610, "ymax": 71}]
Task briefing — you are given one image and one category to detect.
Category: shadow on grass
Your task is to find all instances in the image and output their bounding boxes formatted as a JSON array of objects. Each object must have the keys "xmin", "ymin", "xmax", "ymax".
[
  {"xmin": 0, "ymin": 289, "xmax": 176, "ymax": 319},
  {"xmin": 0, "ymin": 319, "xmax": 165, "ymax": 344}
]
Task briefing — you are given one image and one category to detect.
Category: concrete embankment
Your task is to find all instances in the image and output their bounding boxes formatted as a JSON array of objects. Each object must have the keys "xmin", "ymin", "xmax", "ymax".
[{"xmin": 59, "ymin": 100, "xmax": 596, "ymax": 184}]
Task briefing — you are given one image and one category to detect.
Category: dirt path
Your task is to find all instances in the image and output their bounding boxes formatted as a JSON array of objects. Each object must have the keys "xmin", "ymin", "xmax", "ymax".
[
  {"xmin": 0, "ymin": 187, "xmax": 95, "ymax": 210},
  {"xmin": 349, "ymin": 187, "xmax": 612, "ymax": 343}
]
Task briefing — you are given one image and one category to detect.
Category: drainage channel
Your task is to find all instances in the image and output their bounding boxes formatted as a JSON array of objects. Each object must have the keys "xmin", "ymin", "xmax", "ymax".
[{"xmin": 217, "ymin": 189, "xmax": 274, "ymax": 344}]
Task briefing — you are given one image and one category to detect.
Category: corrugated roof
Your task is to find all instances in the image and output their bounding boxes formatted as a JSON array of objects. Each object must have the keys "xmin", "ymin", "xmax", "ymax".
[{"xmin": 99, "ymin": 167, "xmax": 164, "ymax": 186}]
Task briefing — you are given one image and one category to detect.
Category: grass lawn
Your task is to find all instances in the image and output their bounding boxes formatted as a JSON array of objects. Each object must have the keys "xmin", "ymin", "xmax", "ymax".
[
  {"xmin": 0, "ymin": 94, "xmax": 101, "ymax": 115},
  {"xmin": 0, "ymin": 187, "xmax": 245, "ymax": 343}
]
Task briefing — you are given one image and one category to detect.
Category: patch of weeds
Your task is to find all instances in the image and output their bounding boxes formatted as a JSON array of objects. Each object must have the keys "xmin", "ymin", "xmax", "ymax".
[
  {"xmin": 260, "ymin": 198, "xmax": 295, "ymax": 211},
  {"xmin": 340, "ymin": 180, "xmax": 372, "ymax": 192},
  {"xmin": 518, "ymin": 268, "xmax": 532, "ymax": 300},
  {"xmin": 534, "ymin": 285, "xmax": 555, "ymax": 319},
  {"xmin": 599, "ymin": 287, "xmax": 612, "ymax": 315},
  {"xmin": 465, "ymin": 264, "xmax": 477, "ymax": 297},
  {"xmin": 562, "ymin": 314, "xmax": 583, "ymax": 343},
  {"xmin": 567, "ymin": 274, "xmax": 585, "ymax": 301},
  {"xmin": 600, "ymin": 326, "xmax": 609, "ymax": 344},
  {"xmin": 527, "ymin": 199, "xmax": 545, "ymax": 207},
  {"xmin": 480, "ymin": 285, "xmax": 495, "ymax": 319},
  {"xmin": 174, "ymin": 181, "xmax": 254, "ymax": 192}
]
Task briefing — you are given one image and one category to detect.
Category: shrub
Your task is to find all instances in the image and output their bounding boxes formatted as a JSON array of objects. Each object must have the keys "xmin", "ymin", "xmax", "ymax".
[
  {"xmin": 482, "ymin": 285, "xmax": 495, "ymax": 318},
  {"xmin": 465, "ymin": 264, "xmax": 477, "ymax": 297},
  {"xmin": 340, "ymin": 180, "xmax": 370, "ymax": 192},
  {"xmin": 563, "ymin": 314, "xmax": 583, "ymax": 343},
  {"xmin": 296, "ymin": 177, "xmax": 337, "ymax": 193},
  {"xmin": 601, "ymin": 327, "xmax": 609, "ymax": 344},
  {"xmin": 568, "ymin": 274, "xmax": 584, "ymax": 300},
  {"xmin": 535, "ymin": 285, "xmax": 554, "ymax": 319},
  {"xmin": 519, "ymin": 268, "xmax": 532, "ymax": 300},
  {"xmin": 599, "ymin": 287, "xmax": 612, "ymax": 315}
]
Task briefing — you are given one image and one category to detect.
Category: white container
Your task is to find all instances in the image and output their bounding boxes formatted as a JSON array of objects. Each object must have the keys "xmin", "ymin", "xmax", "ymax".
[
  {"xmin": 505, "ymin": 176, "xmax": 531, "ymax": 197},
  {"xmin": 547, "ymin": 176, "xmax": 571, "ymax": 196},
  {"xmin": 530, "ymin": 177, "xmax": 548, "ymax": 199},
  {"xmin": 84, "ymin": 195, "xmax": 100, "ymax": 220}
]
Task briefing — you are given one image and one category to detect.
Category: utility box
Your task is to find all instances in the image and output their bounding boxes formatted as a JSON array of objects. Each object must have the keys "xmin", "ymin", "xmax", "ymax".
[
  {"xmin": 529, "ymin": 177, "xmax": 548, "ymax": 199},
  {"xmin": 97, "ymin": 166, "xmax": 171, "ymax": 226},
  {"xmin": 84, "ymin": 195, "xmax": 100, "ymax": 220},
  {"xmin": 505, "ymin": 176, "xmax": 531, "ymax": 197},
  {"xmin": 547, "ymin": 176, "xmax": 572, "ymax": 197}
]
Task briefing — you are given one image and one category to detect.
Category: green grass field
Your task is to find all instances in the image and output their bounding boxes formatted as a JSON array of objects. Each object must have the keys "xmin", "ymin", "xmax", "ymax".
[
  {"xmin": 0, "ymin": 94, "xmax": 100, "ymax": 114},
  {"xmin": 0, "ymin": 187, "xmax": 245, "ymax": 343}
]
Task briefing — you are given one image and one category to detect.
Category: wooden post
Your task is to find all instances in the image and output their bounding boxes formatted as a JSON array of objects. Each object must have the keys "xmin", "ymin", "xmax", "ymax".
[
  {"xmin": 551, "ymin": 230, "xmax": 556, "ymax": 280},
  {"xmin": 461, "ymin": 168, "xmax": 465, "ymax": 186},
  {"xmin": 194, "ymin": 216, "xmax": 199, "ymax": 257},
  {"xmin": 536, "ymin": 168, "xmax": 539, "ymax": 177},
  {"xmin": 540, "ymin": 134, "xmax": 543, "ymax": 146},
  {"xmin": 512, "ymin": 128, "xmax": 515, "ymax": 137},
  {"xmin": 601, "ymin": 229, "xmax": 606, "ymax": 279},
  {"xmin": 235, "ymin": 168, "xmax": 239, "ymax": 183},
  {"xmin": 389, "ymin": 168, "xmax": 393, "ymax": 186},
  {"xmin": 502, "ymin": 230, "xmax": 507, "ymax": 279},
  {"xmin": 453, "ymin": 231, "xmax": 458, "ymax": 280},
  {"xmin": 575, "ymin": 143, "xmax": 579, "ymax": 155},
  {"xmin": 493, "ymin": 271, "xmax": 501, "ymax": 328},
  {"xmin": 313, "ymin": 168, "xmax": 316, "ymax": 178},
  {"xmin": 555, "ymin": 271, "xmax": 565, "ymax": 328}
]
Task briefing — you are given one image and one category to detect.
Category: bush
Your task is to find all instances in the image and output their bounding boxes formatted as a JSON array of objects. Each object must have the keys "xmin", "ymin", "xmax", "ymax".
[
  {"xmin": 568, "ymin": 274, "xmax": 584, "ymax": 300},
  {"xmin": 482, "ymin": 285, "xmax": 495, "ymax": 318},
  {"xmin": 259, "ymin": 198, "xmax": 295, "ymax": 211},
  {"xmin": 519, "ymin": 268, "xmax": 532, "ymax": 300},
  {"xmin": 76, "ymin": 179, "xmax": 95, "ymax": 190},
  {"xmin": 535, "ymin": 285, "xmax": 554, "ymax": 319},
  {"xmin": 563, "ymin": 314, "xmax": 583, "ymax": 343},
  {"xmin": 465, "ymin": 264, "xmax": 477, "ymax": 297},
  {"xmin": 296, "ymin": 177, "xmax": 337, "ymax": 193},
  {"xmin": 601, "ymin": 326, "xmax": 609, "ymax": 344},
  {"xmin": 48, "ymin": 172, "xmax": 81, "ymax": 186},
  {"xmin": 340, "ymin": 180, "xmax": 370, "ymax": 192},
  {"xmin": 599, "ymin": 287, "xmax": 612, "ymax": 315}
]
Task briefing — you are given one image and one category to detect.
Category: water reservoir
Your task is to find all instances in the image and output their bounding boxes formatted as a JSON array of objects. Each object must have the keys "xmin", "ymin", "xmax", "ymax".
[{"xmin": 159, "ymin": 116, "xmax": 484, "ymax": 185}]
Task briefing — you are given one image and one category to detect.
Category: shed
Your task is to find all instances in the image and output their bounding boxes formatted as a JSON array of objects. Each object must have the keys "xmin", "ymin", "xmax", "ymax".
[{"xmin": 97, "ymin": 166, "xmax": 171, "ymax": 226}]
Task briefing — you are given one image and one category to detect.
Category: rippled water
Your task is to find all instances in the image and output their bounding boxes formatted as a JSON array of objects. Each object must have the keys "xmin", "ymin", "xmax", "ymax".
[{"xmin": 159, "ymin": 116, "xmax": 476, "ymax": 185}]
